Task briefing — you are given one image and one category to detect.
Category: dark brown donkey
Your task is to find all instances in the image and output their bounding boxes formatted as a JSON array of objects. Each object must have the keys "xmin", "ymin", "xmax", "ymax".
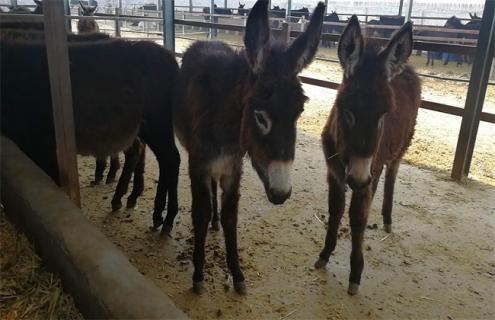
[
  {"xmin": 314, "ymin": 16, "xmax": 420, "ymax": 295},
  {"xmin": 174, "ymin": 0, "xmax": 325, "ymax": 294}
]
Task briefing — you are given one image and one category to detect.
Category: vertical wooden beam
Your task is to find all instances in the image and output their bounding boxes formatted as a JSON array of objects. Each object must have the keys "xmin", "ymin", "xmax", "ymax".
[
  {"xmin": 398, "ymin": 0, "xmax": 404, "ymax": 16},
  {"xmin": 189, "ymin": 0, "xmax": 193, "ymax": 13},
  {"xmin": 324, "ymin": 0, "xmax": 328, "ymax": 15},
  {"xmin": 452, "ymin": 0, "xmax": 495, "ymax": 181},
  {"xmin": 281, "ymin": 22, "xmax": 290, "ymax": 44},
  {"xmin": 287, "ymin": 0, "xmax": 292, "ymax": 19},
  {"xmin": 162, "ymin": 0, "xmax": 175, "ymax": 52},
  {"xmin": 224, "ymin": 0, "xmax": 227, "ymax": 8},
  {"xmin": 43, "ymin": 0, "xmax": 80, "ymax": 206}
]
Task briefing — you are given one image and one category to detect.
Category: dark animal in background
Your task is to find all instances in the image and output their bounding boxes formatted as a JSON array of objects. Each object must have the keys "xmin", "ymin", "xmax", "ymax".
[
  {"xmin": 1, "ymin": 39, "xmax": 180, "ymax": 232},
  {"xmin": 8, "ymin": 0, "xmax": 42, "ymax": 14},
  {"xmin": 366, "ymin": 15, "xmax": 405, "ymax": 39},
  {"xmin": 78, "ymin": 1, "xmax": 99, "ymax": 33},
  {"xmin": 202, "ymin": 5, "xmax": 233, "ymax": 38},
  {"xmin": 290, "ymin": 7, "xmax": 310, "ymax": 19},
  {"xmin": 269, "ymin": 5, "xmax": 286, "ymax": 18},
  {"xmin": 174, "ymin": 0, "xmax": 325, "ymax": 295},
  {"xmin": 314, "ymin": 16, "xmax": 420, "ymax": 295},
  {"xmin": 1, "ymin": 0, "xmax": 43, "ymax": 30},
  {"xmin": 237, "ymin": 2, "xmax": 250, "ymax": 16},
  {"xmin": 322, "ymin": 11, "xmax": 344, "ymax": 47}
]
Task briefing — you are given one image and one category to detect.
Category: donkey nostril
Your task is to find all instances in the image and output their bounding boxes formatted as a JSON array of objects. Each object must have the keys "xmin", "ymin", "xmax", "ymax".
[{"xmin": 268, "ymin": 188, "xmax": 291, "ymax": 205}]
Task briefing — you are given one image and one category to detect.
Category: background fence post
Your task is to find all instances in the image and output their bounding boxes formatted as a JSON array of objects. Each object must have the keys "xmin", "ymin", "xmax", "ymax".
[
  {"xmin": 281, "ymin": 21, "xmax": 290, "ymax": 44},
  {"xmin": 43, "ymin": 0, "xmax": 81, "ymax": 207},
  {"xmin": 162, "ymin": 0, "xmax": 175, "ymax": 52},
  {"xmin": 451, "ymin": 0, "xmax": 495, "ymax": 181},
  {"xmin": 115, "ymin": 7, "xmax": 121, "ymax": 37}
]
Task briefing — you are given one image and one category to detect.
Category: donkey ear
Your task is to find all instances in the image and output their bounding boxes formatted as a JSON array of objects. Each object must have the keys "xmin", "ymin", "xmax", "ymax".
[
  {"xmin": 338, "ymin": 15, "xmax": 363, "ymax": 79},
  {"xmin": 89, "ymin": 6, "xmax": 97, "ymax": 14},
  {"xmin": 285, "ymin": 2, "xmax": 325, "ymax": 75},
  {"xmin": 379, "ymin": 21, "xmax": 413, "ymax": 80},
  {"xmin": 244, "ymin": 0, "xmax": 270, "ymax": 74},
  {"xmin": 79, "ymin": 1, "xmax": 86, "ymax": 10}
]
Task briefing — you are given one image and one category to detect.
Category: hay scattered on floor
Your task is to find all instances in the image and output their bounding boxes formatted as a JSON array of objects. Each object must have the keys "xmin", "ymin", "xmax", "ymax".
[{"xmin": 0, "ymin": 210, "xmax": 82, "ymax": 320}]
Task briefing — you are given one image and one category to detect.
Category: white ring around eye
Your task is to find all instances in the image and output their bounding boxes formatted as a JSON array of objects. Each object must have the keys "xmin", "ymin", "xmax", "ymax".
[{"xmin": 254, "ymin": 109, "xmax": 272, "ymax": 135}]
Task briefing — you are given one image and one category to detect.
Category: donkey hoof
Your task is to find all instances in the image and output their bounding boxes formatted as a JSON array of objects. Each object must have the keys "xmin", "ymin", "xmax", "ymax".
[
  {"xmin": 160, "ymin": 224, "xmax": 173, "ymax": 236},
  {"xmin": 314, "ymin": 258, "xmax": 328, "ymax": 269},
  {"xmin": 383, "ymin": 224, "xmax": 392, "ymax": 233},
  {"xmin": 111, "ymin": 201, "xmax": 122, "ymax": 212},
  {"xmin": 193, "ymin": 281, "xmax": 205, "ymax": 295},
  {"xmin": 126, "ymin": 199, "xmax": 137, "ymax": 209},
  {"xmin": 234, "ymin": 281, "xmax": 247, "ymax": 295},
  {"xmin": 105, "ymin": 177, "xmax": 116, "ymax": 184},
  {"xmin": 91, "ymin": 179, "xmax": 102, "ymax": 186},
  {"xmin": 211, "ymin": 221, "xmax": 220, "ymax": 231},
  {"xmin": 348, "ymin": 282, "xmax": 359, "ymax": 296}
]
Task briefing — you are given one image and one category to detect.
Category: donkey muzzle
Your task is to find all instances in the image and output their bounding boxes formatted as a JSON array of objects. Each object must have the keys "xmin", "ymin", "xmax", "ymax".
[
  {"xmin": 266, "ymin": 161, "xmax": 293, "ymax": 205},
  {"xmin": 346, "ymin": 157, "xmax": 372, "ymax": 191}
]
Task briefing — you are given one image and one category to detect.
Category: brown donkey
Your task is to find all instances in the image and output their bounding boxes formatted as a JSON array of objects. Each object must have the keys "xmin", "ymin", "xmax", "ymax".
[
  {"xmin": 314, "ymin": 16, "xmax": 421, "ymax": 295},
  {"xmin": 174, "ymin": 0, "xmax": 325, "ymax": 294}
]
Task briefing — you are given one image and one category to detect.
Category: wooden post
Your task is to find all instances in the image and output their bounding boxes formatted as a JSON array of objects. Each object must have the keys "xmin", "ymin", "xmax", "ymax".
[
  {"xmin": 281, "ymin": 22, "xmax": 290, "ymax": 44},
  {"xmin": 189, "ymin": 0, "xmax": 192, "ymax": 13},
  {"xmin": 324, "ymin": 0, "xmax": 328, "ymax": 15},
  {"xmin": 43, "ymin": 0, "xmax": 80, "ymax": 207},
  {"xmin": 451, "ymin": 0, "xmax": 495, "ymax": 181},
  {"xmin": 162, "ymin": 0, "xmax": 175, "ymax": 52},
  {"xmin": 398, "ymin": 0, "xmax": 404, "ymax": 16},
  {"xmin": 287, "ymin": 0, "xmax": 292, "ymax": 19}
]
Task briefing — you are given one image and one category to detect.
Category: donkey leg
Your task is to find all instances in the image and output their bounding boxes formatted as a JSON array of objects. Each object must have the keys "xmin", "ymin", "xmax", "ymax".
[
  {"xmin": 371, "ymin": 165, "xmax": 384, "ymax": 198},
  {"xmin": 93, "ymin": 157, "xmax": 106, "ymax": 185},
  {"xmin": 161, "ymin": 145, "xmax": 181, "ymax": 235},
  {"xmin": 220, "ymin": 161, "xmax": 245, "ymax": 294},
  {"xmin": 106, "ymin": 155, "xmax": 121, "ymax": 184},
  {"xmin": 111, "ymin": 140, "xmax": 140, "ymax": 212},
  {"xmin": 190, "ymin": 164, "xmax": 212, "ymax": 294},
  {"xmin": 382, "ymin": 160, "xmax": 400, "ymax": 233},
  {"xmin": 315, "ymin": 174, "xmax": 346, "ymax": 269},
  {"xmin": 211, "ymin": 179, "xmax": 220, "ymax": 231},
  {"xmin": 348, "ymin": 188, "xmax": 372, "ymax": 295},
  {"xmin": 126, "ymin": 142, "xmax": 146, "ymax": 209}
]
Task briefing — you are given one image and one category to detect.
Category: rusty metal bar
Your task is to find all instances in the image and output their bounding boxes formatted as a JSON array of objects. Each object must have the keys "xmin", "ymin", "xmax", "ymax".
[{"xmin": 452, "ymin": 0, "xmax": 495, "ymax": 181}]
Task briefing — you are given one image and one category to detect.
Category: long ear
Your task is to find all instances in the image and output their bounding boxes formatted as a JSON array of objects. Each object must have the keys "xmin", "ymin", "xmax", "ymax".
[
  {"xmin": 244, "ymin": 0, "xmax": 270, "ymax": 74},
  {"xmin": 379, "ymin": 21, "xmax": 413, "ymax": 80},
  {"xmin": 79, "ymin": 1, "xmax": 87, "ymax": 11},
  {"xmin": 284, "ymin": 2, "xmax": 325, "ymax": 75},
  {"xmin": 338, "ymin": 15, "xmax": 363, "ymax": 79},
  {"xmin": 469, "ymin": 13, "xmax": 473, "ymax": 19}
]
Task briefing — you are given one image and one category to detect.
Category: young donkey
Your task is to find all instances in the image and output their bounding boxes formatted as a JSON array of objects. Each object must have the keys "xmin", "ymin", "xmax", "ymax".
[
  {"xmin": 174, "ymin": 0, "xmax": 324, "ymax": 294},
  {"xmin": 78, "ymin": 1, "xmax": 100, "ymax": 34},
  {"xmin": 314, "ymin": 16, "xmax": 420, "ymax": 295}
]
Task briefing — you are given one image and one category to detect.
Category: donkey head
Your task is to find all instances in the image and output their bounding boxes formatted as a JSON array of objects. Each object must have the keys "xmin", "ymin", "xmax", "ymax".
[
  {"xmin": 241, "ymin": 0, "xmax": 325, "ymax": 204},
  {"xmin": 33, "ymin": 0, "xmax": 42, "ymax": 14},
  {"xmin": 445, "ymin": 16, "xmax": 463, "ymax": 29},
  {"xmin": 80, "ymin": 1, "xmax": 97, "ymax": 16},
  {"xmin": 239, "ymin": 2, "xmax": 245, "ymax": 9},
  {"xmin": 335, "ymin": 15, "xmax": 413, "ymax": 191}
]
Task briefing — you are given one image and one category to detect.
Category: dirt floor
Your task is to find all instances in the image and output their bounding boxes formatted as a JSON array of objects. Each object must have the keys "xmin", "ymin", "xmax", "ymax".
[{"xmin": 78, "ymin": 131, "xmax": 495, "ymax": 320}]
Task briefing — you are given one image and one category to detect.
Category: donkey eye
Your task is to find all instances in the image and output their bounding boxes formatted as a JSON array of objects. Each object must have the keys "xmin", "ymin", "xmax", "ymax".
[
  {"xmin": 343, "ymin": 110, "xmax": 355, "ymax": 128},
  {"xmin": 254, "ymin": 110, "xmax": 272, "ymax": 135}
]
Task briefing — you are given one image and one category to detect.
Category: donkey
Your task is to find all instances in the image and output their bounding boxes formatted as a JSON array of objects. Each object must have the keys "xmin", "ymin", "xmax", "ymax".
[
  {"xmin": 1, "ymin": 38, "xmax": 180, "ymax": 230},
  {"xmin": 78, "ymin": 1, "xmax": 100, "ymax": 33},
  {"xmin": 174, "ymin": 0, "xmax": 325, "ymax": 295},
  {"xmin": 314, "ymin": 16, "xmax": 420, "ymax": 295}
]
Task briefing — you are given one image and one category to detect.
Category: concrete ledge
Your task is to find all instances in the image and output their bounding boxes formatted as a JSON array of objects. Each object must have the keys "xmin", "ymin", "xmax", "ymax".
[{"xmin": 1, "ymin": 136, "xmax": 188, "ymax": 319}]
